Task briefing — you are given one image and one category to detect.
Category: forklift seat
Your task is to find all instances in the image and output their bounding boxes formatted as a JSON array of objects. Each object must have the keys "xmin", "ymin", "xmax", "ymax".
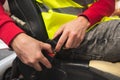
[{"xmin": 89, "ymin": 60, "xmax": 120, "ymax": 80}]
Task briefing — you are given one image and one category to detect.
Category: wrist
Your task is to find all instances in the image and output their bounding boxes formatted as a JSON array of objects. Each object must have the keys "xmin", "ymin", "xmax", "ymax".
[
  {"xmin": 10, "ymin": 33, "xmax": 26, "ymax": 48},
  {"xmin": 77, "ymin": 16, "xmax": 90, "ymax": 29}
]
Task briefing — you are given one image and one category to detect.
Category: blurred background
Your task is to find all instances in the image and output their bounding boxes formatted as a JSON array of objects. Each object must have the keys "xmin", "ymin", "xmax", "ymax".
[{"xmin": 3, "ymin": 0, "xmax": 120, "ymax": 17}]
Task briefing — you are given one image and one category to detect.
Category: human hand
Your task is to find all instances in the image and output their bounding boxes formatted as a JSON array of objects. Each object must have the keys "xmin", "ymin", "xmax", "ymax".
[
  {"xmin": 54, "ymin": 16, "xmax": 90, "ymax": 52},
  {"xmin": 11, "ymin": 33, "xmax": 53, "ymax": 71}
]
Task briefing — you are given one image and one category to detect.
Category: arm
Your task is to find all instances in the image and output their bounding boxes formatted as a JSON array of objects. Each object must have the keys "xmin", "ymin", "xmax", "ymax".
[
  {"xmin": 0, "ymin": 2, "xmax": 52, "ymax": 71},
  {"xmin": 81, "ymin": 0, "xmax": 115, "ymax": 25},
  {"xmin": 54, "ymin": 0, "xmax": 115, "ymax": 52},
  {"xmin": 0, "ymin": 2, "xmax": 23, "ymax": 45}
]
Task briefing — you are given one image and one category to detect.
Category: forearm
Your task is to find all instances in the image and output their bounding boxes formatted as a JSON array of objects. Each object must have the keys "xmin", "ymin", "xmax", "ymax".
[
  {"xmin": 0, "ymin": 3, "xmax": 24, "ymax": 45},
  {"xmin": 80, "ymin": 0, "xmax": 115, "ymax": 26}
]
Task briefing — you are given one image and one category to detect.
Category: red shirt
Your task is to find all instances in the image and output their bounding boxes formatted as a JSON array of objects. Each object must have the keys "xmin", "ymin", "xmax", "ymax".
[{"xmin": 0, "ymin": 0, "xmax": 115, "ymax": 45}]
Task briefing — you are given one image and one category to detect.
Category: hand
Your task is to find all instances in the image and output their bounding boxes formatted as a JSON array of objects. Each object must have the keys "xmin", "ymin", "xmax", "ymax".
[
  {"xmin": 54, "ymin": 16, "xmax": 90, "ymax": 52},
  {"xmin": 11, "ymin": 33, "xmax": 53, "ymax": 71}
]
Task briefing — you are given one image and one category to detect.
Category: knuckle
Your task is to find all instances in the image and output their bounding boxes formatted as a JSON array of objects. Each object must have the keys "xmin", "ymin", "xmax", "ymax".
[
  {"xmin": 71, "ymin": 32, "xmax": 77, "ymax": 37},
  {"xmin": 25, "ymin": 59, "xmax": 36, "ymax": 65},
  {"xmin": 66, "ymin": 45, "xmax": 70, "ymax": 49},
  {"xmin": 47, "ymin": 44, "xmax": 52, "ymax": 49},
  {"xmin": 23, "ymin": 60, "xmax": 30, "ymax": 65},
  {"xmin": 71, "ymin": 31, "xmax": 77, "ymax": 34},
  {"xmin": 64, "ymin": 30, "xmax": 70, "ymax": 35},
  {"xmin": 65, "ymin": 43, "xmax": 71, "ymax": 49},
  {"xmin": 65, "ymin": 30, "xmax": 69, "ymax": 33}
]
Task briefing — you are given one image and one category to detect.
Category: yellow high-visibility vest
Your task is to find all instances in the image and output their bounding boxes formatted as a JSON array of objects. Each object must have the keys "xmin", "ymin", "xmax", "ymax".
[{"xmin": 36, "ymin": 0, "xmax": 120, "ymax": 39}]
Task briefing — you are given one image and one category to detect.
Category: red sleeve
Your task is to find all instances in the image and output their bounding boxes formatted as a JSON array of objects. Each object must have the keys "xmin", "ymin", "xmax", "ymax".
[
  {"xmin": 79, "ymin": 0, "xmax": 115, "ymax": 26},
  {"xmin": 0, "ymin": 2, "xmax": 24, "ymax": 45}
]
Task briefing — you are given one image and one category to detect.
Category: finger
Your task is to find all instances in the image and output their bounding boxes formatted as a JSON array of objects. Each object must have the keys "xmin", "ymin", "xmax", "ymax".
[
  {"xmin": 41, "ymin": 43, "xmax": 53, "ymax": 53},
  {"xmin": 77, "ymin": 31, "xmax": 85, "ymax": 45},
  {"xmin": 18, "ymin": 55, "xmax": 42, "ymax": 71},
  {"xmin": 74, "ymin": 31, "xmax": 85, "ymax": 48},
  {"xmin": 32, "ymin": 63, "xmax": 42, "ymax": 71},
  {"xmin": 65, "ymin": 34, "xmax": 75, "ymax": 49},
  {"xmin": 39, "ymin": 52, "xmax": 52, "ymax": 69},
  {"xmin": 55, "ymin": 31, "xmax": 68, "ymax": 52},
  {"xmin": 71, "ymin": 34, "xmax": 82, "ymax": 48},
  {"xmin": 53, "ymin": 26, "xmax": 64, "ymax": 39},
  {"xmin": 72, "ymin": 37, "xmax": 81, "ymax": 48}
]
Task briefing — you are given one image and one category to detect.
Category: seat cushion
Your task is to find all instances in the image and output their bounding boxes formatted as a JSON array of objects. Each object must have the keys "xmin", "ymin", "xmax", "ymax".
[{"xmin": 89, "ymin": 60, "xmax": 120, "ymax": 79}]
